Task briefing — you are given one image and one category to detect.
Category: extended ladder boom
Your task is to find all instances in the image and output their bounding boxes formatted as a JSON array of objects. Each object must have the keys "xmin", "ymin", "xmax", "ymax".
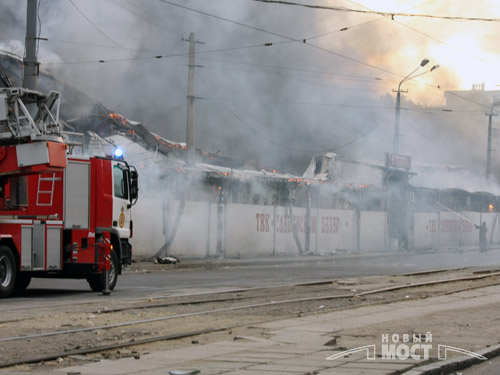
[{"xmin": 0, "ymin": 87, "xmax": 64, "ymax": 144}]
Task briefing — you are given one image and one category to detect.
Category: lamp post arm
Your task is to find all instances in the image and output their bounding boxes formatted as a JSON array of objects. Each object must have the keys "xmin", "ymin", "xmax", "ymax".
[
  {"xmin": 392, "ymin": 60, "xmax": 436, "ymax": 155},
  {"xmin": 398, "ymin": 66, "xmax": 422, "ymax": 91},
  {"xmin": 491, "ymin": 101, "xmax": 500, "ymax": 112}
]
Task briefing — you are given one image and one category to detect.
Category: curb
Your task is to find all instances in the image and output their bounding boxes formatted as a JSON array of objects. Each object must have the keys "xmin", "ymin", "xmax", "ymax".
[
  {"xmin": 130, "ymin": 251, "xmax": 417, "ymax": 271},
  {"xmin": 130, "ymin": 247, "xmax": 497, "ymax": 271},
  {"xmin": 402, "ymin": 344, "xmax": 500, "ymax": 374}
]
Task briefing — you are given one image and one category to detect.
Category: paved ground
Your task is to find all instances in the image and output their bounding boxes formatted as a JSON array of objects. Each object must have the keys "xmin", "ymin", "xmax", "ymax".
[
  {"xmin": 4, "ymin": 279, "xmax": 497, "ymax": 375},
  {"xmin": 3, "ymin": 248, "xmax": 500, "ymax": 375},
  {"xmin": 11, "ymin": 247, "xmax": 500, "ymax": 302}
]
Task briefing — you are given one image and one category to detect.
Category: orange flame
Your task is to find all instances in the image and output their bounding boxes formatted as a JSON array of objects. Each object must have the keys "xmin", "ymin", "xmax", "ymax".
[{"xmin": 109, "ymin": 113, "xmax": 128, "ymax": 127}]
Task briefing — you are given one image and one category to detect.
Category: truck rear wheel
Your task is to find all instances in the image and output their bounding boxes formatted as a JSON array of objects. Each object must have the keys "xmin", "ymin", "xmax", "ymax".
[
  {"xmin": 87, "ymin": 250, "xmax": 118, "ymax": 292},
  {"xmin": 0, "ymin": 246, "xmax": 16, "ymax": 298}
]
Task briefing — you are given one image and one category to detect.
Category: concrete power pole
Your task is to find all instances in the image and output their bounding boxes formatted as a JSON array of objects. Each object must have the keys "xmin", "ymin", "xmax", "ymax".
[
  {"xmin": 486, "ymin": 109, "xmax": 498, "ymax": 178},
  {"xmin": 184, "ymin": 33, "xmax": 204, "ymax": 166},
  {"xmin": 23, "ymin": 0, "xmax": 39, "ymax": 91},
  {"xmin": 185, "ymin": 32, "xmax": 196, "ymax": 165}
]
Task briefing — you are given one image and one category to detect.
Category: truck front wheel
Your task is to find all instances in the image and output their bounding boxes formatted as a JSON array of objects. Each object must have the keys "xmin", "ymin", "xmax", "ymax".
[
  {"xmin": 87, "ymin": 250, "xmax": 118, "ymax": 292},
  {"xmin": 0, "ymin": 246, "xmax": 16, "ymax": 298}
]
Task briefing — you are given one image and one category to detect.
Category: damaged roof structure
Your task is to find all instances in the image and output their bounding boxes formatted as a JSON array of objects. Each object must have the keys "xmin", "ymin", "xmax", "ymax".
[
  {"xmin": 1, "ymin": 50, "xmax": 382, "ymax": 190},
  {"xmin": 0, "ymin": 51, "xmax": 256, "ymax": 173},
  {"xmin": 2, "ymin": 49, "xmax": 487, "ymax": 199}
]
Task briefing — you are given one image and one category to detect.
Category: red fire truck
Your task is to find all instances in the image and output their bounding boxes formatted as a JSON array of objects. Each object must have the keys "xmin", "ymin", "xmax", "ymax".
[{"xmin": 0, "ymin": 87, "xmax": 138, "ymax": 298}]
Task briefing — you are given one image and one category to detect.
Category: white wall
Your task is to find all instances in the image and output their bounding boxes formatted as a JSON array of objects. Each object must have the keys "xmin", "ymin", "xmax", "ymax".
[
  {"xmin": 225, "ymin": 204, "xmax": 275, "ymax": 257},
  {"xmin": 315, "ymin": 208, "xmax": 355, "ymax": 254},
  {"xmin": 413, "ymin": 212, "xmax": 439, "ymax": 249},
  {"xmin": 412, "ymin": 211, "xmax": 500, "ymax": 250},
  {"xmin": 131, "ymin": 197, "xmax": 165, "ymax": 257},
  {"xmin": 360, "ymin": 211, "xmax": 387, "ymax": 252},
  {"xmin": 132, "ymin": 198, "xmax": 500, "ymax": 258},
  {"xmin": 133, "ymin": 200, "xmax": 373, "ymax": 258}
]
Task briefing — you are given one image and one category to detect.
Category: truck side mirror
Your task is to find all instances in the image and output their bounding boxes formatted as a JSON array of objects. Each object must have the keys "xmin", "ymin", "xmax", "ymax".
[{"xmin": 129, "ymin": 169, "xmax": 139, "ymax": 206}]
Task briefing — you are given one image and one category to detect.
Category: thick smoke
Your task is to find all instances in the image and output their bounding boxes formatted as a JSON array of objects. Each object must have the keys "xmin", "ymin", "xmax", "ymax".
[{"xmin": 1, "ymin": 0, "xmax": 500, "ymax": 188}]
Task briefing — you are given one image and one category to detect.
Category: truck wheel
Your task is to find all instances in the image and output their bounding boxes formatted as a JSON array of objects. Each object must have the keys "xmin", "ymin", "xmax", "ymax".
[
  {"xmin": 87, "ymin": 250, "xmax": 118, "ymax": 292},
  {"xmin": 0, "ymin": 246, "xmax": 16, "ymax": 298},
  {"xmin": 14, "ymin": 273, "xmax": 32, "ymax": 291}
]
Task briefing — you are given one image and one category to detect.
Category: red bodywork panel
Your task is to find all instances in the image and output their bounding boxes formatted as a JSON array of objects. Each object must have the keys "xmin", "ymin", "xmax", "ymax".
[
  {"xmin": 0, "ymin": 142, "xmax": 67, "ymax": 176},
  {"xmin": 92, "ymin": 157, "xmax": 113, "ymax": 229},
  {"xmin": 0, "ymin": 148, "xmax": 115, "ymax": 272}
]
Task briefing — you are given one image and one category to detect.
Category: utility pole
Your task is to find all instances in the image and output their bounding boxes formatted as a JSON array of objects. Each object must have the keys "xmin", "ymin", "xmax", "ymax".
[
  {"xmin": 392, "ymin": 59, "xmax": 438, "ymax": 155},
  {"xmin": 485, "ymin": 106, "xmax": 499, "ymax": 178},
  {"xmin": 23, "ymin": 0, "xmax": 39, "ymax": 91},
  {"xmin": 392, "ymin": 87, "xmax": 407, "ymax": 154},
  {"xmin": 184, "ymin": 32, "xmax": 204, "ymax": 166}
]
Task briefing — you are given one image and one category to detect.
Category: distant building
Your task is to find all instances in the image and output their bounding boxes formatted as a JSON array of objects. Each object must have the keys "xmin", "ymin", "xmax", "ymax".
[{"xmin": 445, "ymin": 83, "xmax": 500, "ymax": 110}]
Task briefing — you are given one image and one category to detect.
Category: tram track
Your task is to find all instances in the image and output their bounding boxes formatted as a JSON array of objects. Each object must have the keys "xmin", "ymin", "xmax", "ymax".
[
  {"xmin": 2, "ymin": 268, "xmax": 500, "ymax": 370},
  {"xmin": 3, "ymin": 270, "xmax": 500, "ymax": 344}
]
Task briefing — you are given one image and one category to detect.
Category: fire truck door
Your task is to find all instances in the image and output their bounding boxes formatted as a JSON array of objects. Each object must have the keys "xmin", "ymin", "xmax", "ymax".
[
  {"xmin": 21, "ymin": 224, "xmax": 45, "ymax": 270},
  {"xmin": 21, "ymin": 223, "xmax": 62, "ymax": 270},
  {"xmin": 112, "ymin": 162, "xmax": 131, "ymax": 239}
]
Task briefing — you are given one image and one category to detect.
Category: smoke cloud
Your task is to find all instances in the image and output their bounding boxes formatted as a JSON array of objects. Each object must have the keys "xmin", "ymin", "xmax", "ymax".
[{"xmin": 1, "ymin": 0, "xmax": 500, "ymax": 189}]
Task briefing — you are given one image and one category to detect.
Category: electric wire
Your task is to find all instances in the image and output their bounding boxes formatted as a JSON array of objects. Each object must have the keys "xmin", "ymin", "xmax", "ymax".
[
  {"xmin": 197, "ymin": 56, "xmax": 390, "ymax": 84},
  {"xmin": 253, "ymin": 0, "xmax": 500, "ymax": 22},
  {"xmin": 120, "ymin": 0, "xmax": 187, "ymax": 39},
  {"xmin": 43, "ymin": 38, "xmax": 170, "ymax": 55},
  {"xmin": 337, "ymin": 0, "xmax": 500, "ymax": 70},
  {"xmin": 340, "ymin": 0, "xmax": 500, "ymax": 106},
  {"xmin": 344, "ymin": 0, "xmax": 500, "ymax": 70},
  {"xmin": 328, "ymin": 112, "xmax": 391, "ymax": 152},
  {"xmin": 155, "ymin": 0, "xmax": 493, "ymax": 110},
  {"xmin": 155, "ymin": 0, "xmax": 402, "ymax": 78},
  {"xmin": 42, "ymin": 1, "xmax": 495, "ymax": 113},
  {"xmin": 40, "ymin": 41, "xmax": 283, "ymax": 65},
  {"xmin": 195, "ymin": 71, "xmax": 318, "ymax": 153},
  {"xmin": 393, "ymin": 20, "xmax": 500, "ymax": 69},
  {"xmin": 68, "ymin": 0, "xmax": 122, "ymax": 48},
  {"xmin": 156, "ymin": 0, "xmax": 300, "ymax": 42},
  {"xmin": 197, "ymin": 70, "xmax": 391, "ymax": 154}
]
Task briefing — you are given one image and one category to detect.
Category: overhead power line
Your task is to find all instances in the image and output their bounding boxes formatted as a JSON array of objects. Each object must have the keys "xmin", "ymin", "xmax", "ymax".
[
  {"xmin": 341, "ymin": 0, "xmax": 500, "ymax": 70},
  {"xmin": 196, "ymin": 71, "xmax": 391, "ymax": 154},
  {"xmin": 44, "ymin": 38, "xmax": 168, "ymax": 55},
  {"xmin": 40, "ymin": 41, "xmax": 282, "ymax": 65},
  {"xmin": 253, "ymin": 0, "xmax": 500, "ymax": 22},
  {"xmin": 49, "ymin": 0, "xmax": 493, "ymax": 112},
  {"xmin": 156, "ymin": 0, "xmax": 298, "ymax": 41},
  {"xmin": 68, "ymin": 0, "xmax": 122, "ymax": 48}
]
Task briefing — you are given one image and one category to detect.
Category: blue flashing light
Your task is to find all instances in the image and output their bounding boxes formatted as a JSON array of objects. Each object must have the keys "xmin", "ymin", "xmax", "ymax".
[{"xmin": 114, "ymin": 147, "xmax": 124, "ymax": 159}]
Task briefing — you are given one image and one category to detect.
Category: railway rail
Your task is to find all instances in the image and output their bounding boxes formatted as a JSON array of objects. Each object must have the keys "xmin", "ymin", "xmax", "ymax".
[{"xmin": 1, "ymin": 268, "xmax": 500, "ymax": 370}]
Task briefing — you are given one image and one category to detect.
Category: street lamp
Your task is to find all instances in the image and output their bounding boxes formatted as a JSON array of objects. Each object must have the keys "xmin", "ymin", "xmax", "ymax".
[
  {"xmin": 486, "ymin": 101, "xmax": 500, "ymax": 178},
  {"xmin": 393, "ymin": 59, "xmax": 440, "ymax": 154}
]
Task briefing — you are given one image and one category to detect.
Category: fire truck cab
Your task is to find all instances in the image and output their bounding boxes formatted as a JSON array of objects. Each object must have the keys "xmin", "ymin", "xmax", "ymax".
[{"xmin": 0, "ymin": 87, "xmax": 138, "ymax": 298}]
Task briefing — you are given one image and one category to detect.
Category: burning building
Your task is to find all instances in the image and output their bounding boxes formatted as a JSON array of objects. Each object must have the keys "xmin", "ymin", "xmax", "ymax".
[{"xmin": 1, "ymin": 50, "xmax": 498, "ymax": 259}]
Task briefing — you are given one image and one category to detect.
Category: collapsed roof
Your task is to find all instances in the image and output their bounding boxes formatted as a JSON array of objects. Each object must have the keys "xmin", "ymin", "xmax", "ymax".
[
  {"xmin": 303, "ymin": 152, "xmax": 386, "ymax": 187},
  {"xmin": 0, "ymin": 50, "xmax": 250, "ymax": 170}
]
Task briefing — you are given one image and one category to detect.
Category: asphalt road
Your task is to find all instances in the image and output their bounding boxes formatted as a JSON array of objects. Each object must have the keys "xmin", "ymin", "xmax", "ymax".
[{"xmin": 2, "ymin": 248, "xmax": 500, "ymax": 308}]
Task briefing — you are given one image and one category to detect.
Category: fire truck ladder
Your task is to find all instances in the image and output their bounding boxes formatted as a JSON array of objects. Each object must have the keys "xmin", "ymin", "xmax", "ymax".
[
  {"xmin": 36, "ymin": 173, "xmax": 59, "ymax": 206},
  {"xmin": 0, "ymin": 88, "xmax": 64, "ymax": 142}
]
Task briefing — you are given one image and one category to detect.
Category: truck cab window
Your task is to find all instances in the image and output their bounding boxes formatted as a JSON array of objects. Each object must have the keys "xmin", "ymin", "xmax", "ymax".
[
  {"xmin": 9, "ymin": 176, "xmax": 28, "ymax": 208},
  {"xmin": 113, "ymin": 165, "xmax": 128, "ymax": 200}
]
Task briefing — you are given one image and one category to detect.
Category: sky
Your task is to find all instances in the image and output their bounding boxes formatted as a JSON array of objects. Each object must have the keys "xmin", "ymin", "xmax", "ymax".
[{"xmin": 1, "ymin": 0, "xmax": 500, "ymax": 182}]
